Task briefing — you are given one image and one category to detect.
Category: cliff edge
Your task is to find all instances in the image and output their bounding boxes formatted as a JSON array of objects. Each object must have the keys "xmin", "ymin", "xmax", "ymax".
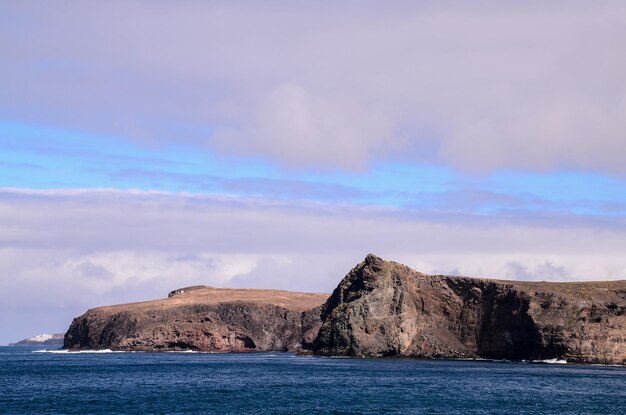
[
  {"xmin": 312, "ymin": 255, "xmax": 626, "ymax": 364},
  {"xmin": 64, "ymin": 286, "xmax": 327, "ymax": 352},
  {"xmin": 64, "ymin": 255, "xmax": 626, "ymax": 364}
]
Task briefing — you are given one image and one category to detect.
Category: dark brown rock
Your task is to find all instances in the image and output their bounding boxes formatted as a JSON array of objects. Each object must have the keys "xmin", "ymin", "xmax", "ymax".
[
  {"xmin": 64, "ymin": 286, "xmax": 328, "ymax": 352},
  {"xmin": 64, "ymin": 255, "xmax": 626, "ymax": 364},
  {"xmin": 312, "ymin": 254, "xmax": 626, "ymax": 365}
]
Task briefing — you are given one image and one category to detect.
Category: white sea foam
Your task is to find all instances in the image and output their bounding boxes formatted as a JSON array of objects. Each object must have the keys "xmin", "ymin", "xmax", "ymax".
[
  {"xmin": 535, "ymin": 358, "xmax": 567, "ymax": 364},
  {"xmin": 590, "ymin": 363, "xmax": 626, "ymax": 368},
  {"xmin": 34, "ymin": 349, "xmax": 227, "ymax": 354},
  {"xmin": 32, "ymin": 349, "xmax": 124, "ymax": 354}
]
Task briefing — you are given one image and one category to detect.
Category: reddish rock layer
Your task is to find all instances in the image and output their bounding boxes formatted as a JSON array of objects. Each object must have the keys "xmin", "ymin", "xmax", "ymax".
[
  {"xmin": 64, "ymin": 286, "xmax": 327, "ymax": 352},
  {"xmin": 64, "ymin": 255, "xmax": 626, "ymax": 364},
  {"xmin": 312, "ymin": 255, "xmax": 626, "ymax": 365}
]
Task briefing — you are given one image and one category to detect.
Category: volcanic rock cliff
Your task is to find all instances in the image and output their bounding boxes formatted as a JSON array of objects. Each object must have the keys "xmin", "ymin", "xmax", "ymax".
[
  {"xmin": 64, "ymin": 255, "xmax": 626, "ymax": 364},
  {"xmin": 312, "ymin": 255, "xmax": 626, "ymax": 364},
  {"xmin": 64, "ymin": 286, "xmax": 327, "ymax": 352}
]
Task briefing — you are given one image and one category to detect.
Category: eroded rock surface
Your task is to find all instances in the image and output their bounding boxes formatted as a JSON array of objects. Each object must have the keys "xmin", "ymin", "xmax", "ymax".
[
  {"xmin": 64, "ymin": 286, "xmax": 328, "ymax": 352},
  {"xmin": 312, "ymin": 255, "xmax": 626, "ymax": 365},
  {"xmin": 64, "ymin": 255, "xmax": 626, "ymax": 364}
]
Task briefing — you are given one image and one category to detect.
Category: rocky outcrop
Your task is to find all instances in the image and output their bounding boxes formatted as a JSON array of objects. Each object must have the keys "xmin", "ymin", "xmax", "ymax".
[
  {"xmin": 64, "ymin": 255, "xmax": 626, "ymax": 364},
  {"xmin": 64, "ymin": 286, "xmax": 328, "ymax": 352},
  {"xmin": 10, "ymin": 333, "xmax": 64, "ymax": 346},
  {"xmin": 312, "ymin": 255, "xmax": 626, "ymax": 365}
]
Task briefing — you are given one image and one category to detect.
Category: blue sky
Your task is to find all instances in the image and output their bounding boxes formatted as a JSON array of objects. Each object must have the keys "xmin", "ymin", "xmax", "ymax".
[
  {"xmin": 3, "ymin": 119, "xmax": 626, "ymax": 216},
  {"xmin": 1, "ymin": 1, "xmax": 626, "ymax": 343}
]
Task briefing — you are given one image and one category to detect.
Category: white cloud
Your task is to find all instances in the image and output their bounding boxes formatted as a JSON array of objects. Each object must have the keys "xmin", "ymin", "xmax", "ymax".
[
  {"xmin": 1, "ymin": 187, "xmax": 626, "ymax": 342},
  {"xmin": 58, "ymin": 251, "xmax": 259, "ymax": 295},
  {"xmin": 215, "ymin": 82, "xmax": 396, "ymax": 169},
  {"xmin": 2, "ymin": 2, "xmax": 626, "ymax": 173}
]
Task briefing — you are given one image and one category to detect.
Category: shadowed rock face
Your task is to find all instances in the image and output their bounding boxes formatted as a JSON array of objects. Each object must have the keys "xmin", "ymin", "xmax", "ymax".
[
  {"xmin": 64, "ymin": 255, "xmax": 626, "ymax": 364},
  {"xmin": 312, "ymin": 255, "xmax": 626, "ymax": 365},
  {"xmin": 64, "ymin": 287, "xmax": 328, "ymax": 352}
]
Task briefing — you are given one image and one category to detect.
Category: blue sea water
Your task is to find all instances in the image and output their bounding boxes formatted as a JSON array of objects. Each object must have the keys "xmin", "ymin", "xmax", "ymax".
[{"xmin": 0, "ymin": 346, "xmax": 624, "ymax": 414}]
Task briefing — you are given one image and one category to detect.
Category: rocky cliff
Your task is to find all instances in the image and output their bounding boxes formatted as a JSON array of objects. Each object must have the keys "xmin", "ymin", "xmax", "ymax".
[
  {"xmin": 312, "ymin": 255, "xmax": 626, "ymax": 365},
  {"xmin": 64, "ymin": 286, "xmax": 327, "ymax": 352},
  {"xmin": 64, "ymin": 255, "xmax": 626, "ymax": 364}
]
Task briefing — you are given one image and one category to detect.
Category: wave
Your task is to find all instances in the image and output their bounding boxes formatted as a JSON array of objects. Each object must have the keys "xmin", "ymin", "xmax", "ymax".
[
  {"xmin": 34, "ymin": 349, "xmax": 215, "ymax": 354},
  {"xmin": 33, "ymin": 349, "xmax": 285, "ymax": 355},
  {"xmin": 590, "ymin": 363, "xmax": 626, "ymax": 368},
  {"xmin": 534, "ymin": 358, "xmax": 567, "ymax": 364},
  {"xmin": 32, "ymin": 349, "xmax": 125, "ymax": 354}
]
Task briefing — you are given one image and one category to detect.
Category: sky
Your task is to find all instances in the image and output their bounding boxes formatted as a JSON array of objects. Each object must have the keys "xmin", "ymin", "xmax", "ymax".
[{"xmin": 1, "ymin": 1, "xmax": 626, "ymax": 344}]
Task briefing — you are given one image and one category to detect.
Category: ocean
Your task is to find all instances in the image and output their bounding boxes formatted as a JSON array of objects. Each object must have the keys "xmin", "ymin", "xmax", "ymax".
[{"xmin": 0, "ymin": 346, "xmax": 624, "ymax": 414}]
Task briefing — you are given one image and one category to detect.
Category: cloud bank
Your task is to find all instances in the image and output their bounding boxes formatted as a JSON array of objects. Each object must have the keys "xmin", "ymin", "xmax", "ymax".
[
  {"xmin": 2, "ymin": 1, "xmax": 626, "ymax": 173},
  {"xmin": 1, "ymin": 188, "xmax": 625, "ymax": 343}
]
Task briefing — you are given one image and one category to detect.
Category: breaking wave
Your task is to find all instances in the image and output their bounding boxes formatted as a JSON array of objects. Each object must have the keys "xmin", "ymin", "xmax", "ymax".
[
  {"xmin": 534, "ymin": 358, "xmax": 567, "ymax": 364},
  {"xmin": 33, "ymin": 349, "xmax": 125, "ymax": 354}
]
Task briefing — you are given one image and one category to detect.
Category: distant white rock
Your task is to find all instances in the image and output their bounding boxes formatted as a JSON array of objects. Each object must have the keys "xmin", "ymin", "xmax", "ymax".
[
  {"xmin": 27, "ymin": 334, "xmax": 56, "ymax": 342},
  {"xmin": 9, "ymin": 333, "xmax": 64, "ymax": 346}
]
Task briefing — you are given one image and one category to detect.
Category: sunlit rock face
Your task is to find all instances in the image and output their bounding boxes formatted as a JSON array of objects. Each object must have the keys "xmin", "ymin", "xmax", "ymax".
[
  {"xmin": 312, "ymin": 255, "xmax": 626, "ymax": 365},
  {"xmin": 64, "ymin": 286, "xmax": 327, "ymax": 353},
  {"xmin": 64, "ymin": 255, "xmax": 625, "ymax": 365}
]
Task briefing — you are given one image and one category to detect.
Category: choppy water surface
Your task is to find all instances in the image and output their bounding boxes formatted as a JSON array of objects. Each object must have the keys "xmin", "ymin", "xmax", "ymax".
[{"xmin": 0, "ymin": 346, "xmax": 624, "ymax": 414}]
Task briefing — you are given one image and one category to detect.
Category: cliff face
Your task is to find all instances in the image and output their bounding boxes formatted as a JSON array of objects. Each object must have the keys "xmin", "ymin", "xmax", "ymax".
[
  {"xmin": 64, "ymin": 286, "xmax": 328, "ymax": 352},
  {"xmin": 64, "ymin": 255, "xmax": 626, "ymax": 364},
  {"xmin": 312, "ymin": 255, "xmax": 626, "ymax": 365}
]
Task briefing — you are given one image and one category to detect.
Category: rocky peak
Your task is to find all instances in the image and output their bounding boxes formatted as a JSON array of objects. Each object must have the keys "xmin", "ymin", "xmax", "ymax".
[
  {"xmin": 313, "ymin": 255, "xmax": 626, "ymax": 364},
  {"xmin": 363, "ymin": 253, "xmax": 384, "ymax": 267},
  {"xmin": 62, "ymin": 254, "xmax": 626, "ymax": 364}
]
